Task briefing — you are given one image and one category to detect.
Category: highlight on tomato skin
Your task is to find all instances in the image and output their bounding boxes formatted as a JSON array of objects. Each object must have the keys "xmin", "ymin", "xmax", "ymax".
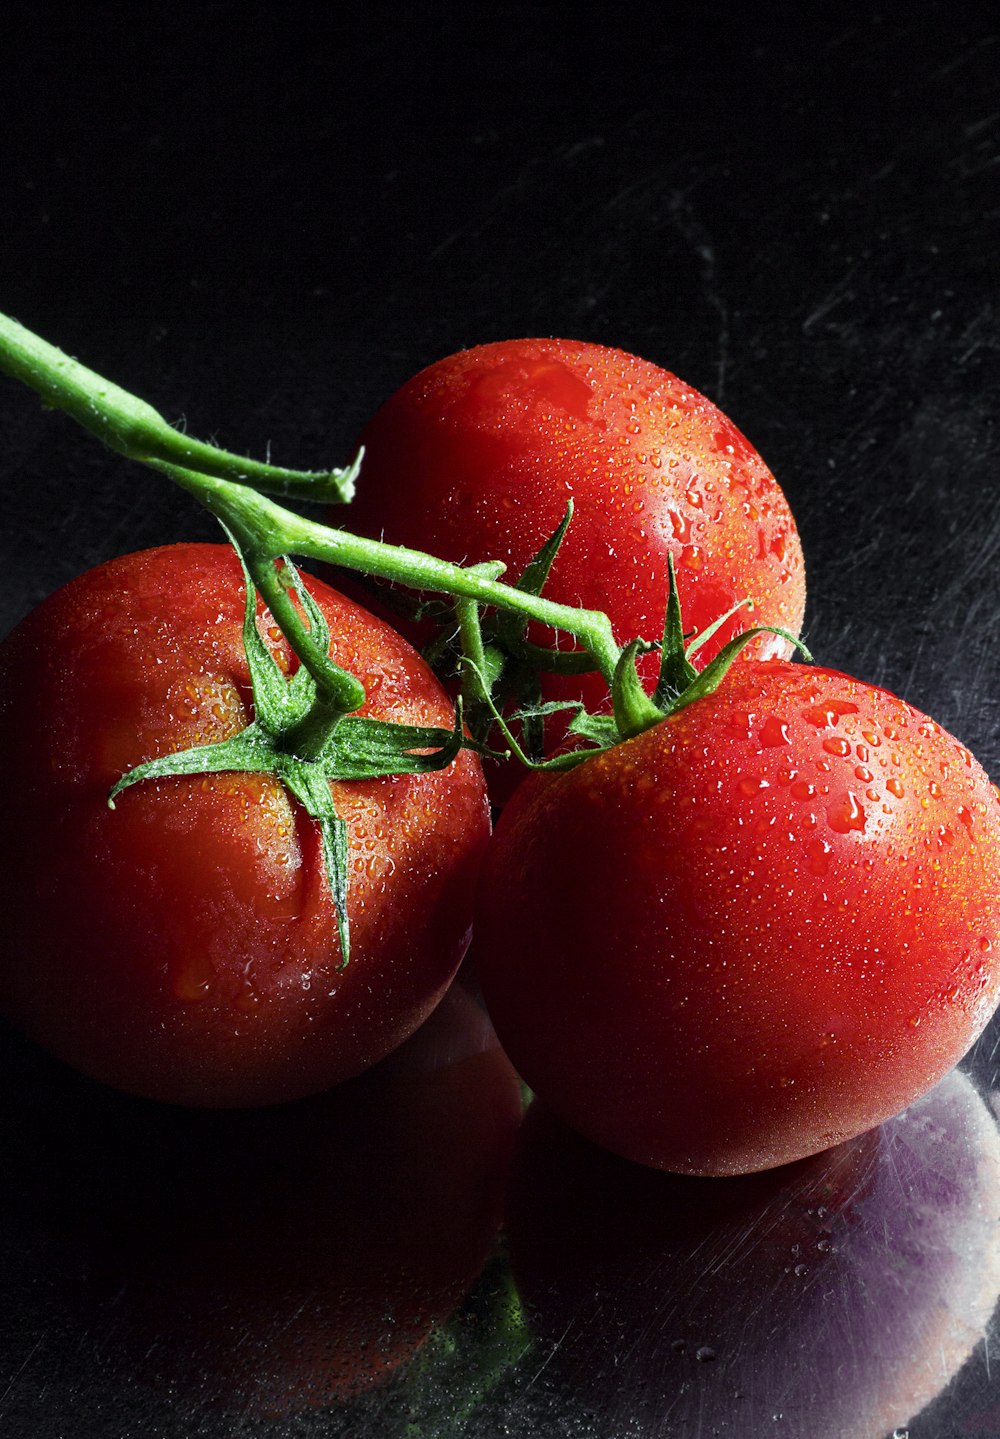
[
  {"xmin": 0, "ymin": 543, "xmax": 491, "ymax": 1107},
  {"xmin": 343, "ymin": 337, "xmax": 806, "ymax": 795},
  {"xmin": 475, "ymin": 658, "xmax": 1000, "ymax": 1176}
]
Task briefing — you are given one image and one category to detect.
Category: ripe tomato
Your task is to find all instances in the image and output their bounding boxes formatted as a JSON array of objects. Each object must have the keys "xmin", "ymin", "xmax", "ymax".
[
  {"xmin": 475, "ymin": 660, "xmax": 1000, "ymax": 1175},
  {"xmin": 346, "ymin": 339, "xmax": 806, "ymax": 782},
  {"xmin": 0, "ymin": 544, "xmax": 490, "ymax": 1106}
]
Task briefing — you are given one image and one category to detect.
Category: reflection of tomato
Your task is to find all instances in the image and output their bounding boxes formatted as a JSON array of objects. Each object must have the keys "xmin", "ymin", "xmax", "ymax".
[
  {"xmin": 2, "ymin": 985, "xmax": 522, "ymax": 1416},
  {"xmin": 0, "ymin": 544, "xmax": 490, "ymax": 1106},
  {"xmin": 346, "ymin": 339, "xmax": 806, "ymax": 798},
  {"xmin": 477, "ymin": 660, "xmax": 1000, "ymax": 1174},
  {"xmin": 506, "ymin": 1070, "xmax": 1000, "ymax": 1439}
]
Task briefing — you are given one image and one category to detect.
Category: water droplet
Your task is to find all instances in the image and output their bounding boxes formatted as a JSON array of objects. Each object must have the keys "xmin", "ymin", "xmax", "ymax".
[
  {"xmin": 823, "ymin": 736, "xmax": 852, "ymax": 757},
  {"xmin": 887, "ymin": 777, "xmax": 905, "ymax": 799},
  {"xmin": 760, "ymin": 716, "xmax": 791, "ymax": 747},
  {"xmin": 793, "ymin": 1263, "xmax": 808, "ymax": 1277},
  {"xmin": 669, "ymin": 509, "xmax": 691, "ymax": 541},
  {"xmin": 696, "ymin": 1346, "xmax": 718, "ymax": 1363},
  {"xmin": 802, "ymin": 700, "xmax": 860, "ymax": 729},
  {"xmin": 828, "ymin": 792, "xmax": 866, "ymax": 834},
  {"xmin": 739, "ymin": 775, "xmax": 770, "ymax": 796}
]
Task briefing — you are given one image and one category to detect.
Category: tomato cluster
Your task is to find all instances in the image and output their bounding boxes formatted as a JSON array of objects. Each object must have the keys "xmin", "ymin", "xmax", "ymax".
[{"xmin": 1, "ymin": 335, "xmax": 998, "ymax": 1183}]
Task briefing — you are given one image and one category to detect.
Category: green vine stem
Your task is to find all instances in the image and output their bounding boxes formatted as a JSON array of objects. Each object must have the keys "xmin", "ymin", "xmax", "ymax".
[
  {"xmin": 0, "ymin": 312, "xmax": 624, "ymax": 703},
  {"xmin": 0, "ymin": 312, "xmax": 361, "ymax": 502},
  {"xmin": 0, "ymin": 327, "xmax": 623, "ymax": 710}
]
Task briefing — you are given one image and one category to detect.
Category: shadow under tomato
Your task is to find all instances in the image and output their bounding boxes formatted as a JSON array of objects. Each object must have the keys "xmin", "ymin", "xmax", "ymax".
[
  {"xmin": 505, "ymin": 1069, "xmax": 1000, "ymax": 1439},
  {"xmin": 0, "ymin": 983, "xmax": 522, "ymax": 1425}
]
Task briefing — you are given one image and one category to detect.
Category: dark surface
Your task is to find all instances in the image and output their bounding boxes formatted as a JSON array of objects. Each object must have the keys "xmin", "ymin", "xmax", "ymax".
[{"xmin": 2, "ymin": 5, "xmax": 1000, "ymax": 1436}]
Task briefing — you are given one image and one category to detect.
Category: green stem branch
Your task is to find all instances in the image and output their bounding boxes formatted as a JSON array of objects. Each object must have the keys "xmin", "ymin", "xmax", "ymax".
[
  {"xmin": 0, "ymin": 312, "xmax": 625, "ymax": 692},
  {"xmin": 0, "ymin": 312, "xmax": 359, "ymax": 502}
]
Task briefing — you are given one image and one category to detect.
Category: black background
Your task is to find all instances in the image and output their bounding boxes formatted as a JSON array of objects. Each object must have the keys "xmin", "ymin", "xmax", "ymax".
[{"xmin": 2, "ymin": 5, "xmax": 1000, "ymax": 1436}]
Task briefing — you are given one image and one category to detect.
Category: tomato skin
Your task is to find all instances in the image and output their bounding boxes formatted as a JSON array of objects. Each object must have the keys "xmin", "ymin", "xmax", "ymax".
[
  {"xmin": 0, "ymin": 545, "xmax": 490, "ymax": 1106},
  {"xmin": 347, "ymin": 338, "xmax": 805, "ymax": 711},
  {"xmin": 475, "ymin": 660, "xmax": 1000, "ymax": 1175}
]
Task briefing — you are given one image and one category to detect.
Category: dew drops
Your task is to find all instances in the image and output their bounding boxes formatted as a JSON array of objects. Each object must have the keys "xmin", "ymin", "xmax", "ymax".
[
  {"xmin": 802, "ymin": 700, "xmax": 860, "ymax": 729},
  {"xmin": 823, "ymin": 736, "xmax": 852, "ymax": 758},
  {"xmin": 828, "ymin": 793, "xmax": 866, "ymax": 834},
  {"xmin": 739, "ymin": 775, "xmax": 771, "ymax": 796},
  {"xmin": 887, "ymin": 777, "xmax": 905, "ymax": 799},
  {"xmin": 760, "ymin": 715, "xmax": 791, "ymax": 747},
  {"xmin": 695, "ymin": 1346, "xmax": 718, "ymax": 1363}
]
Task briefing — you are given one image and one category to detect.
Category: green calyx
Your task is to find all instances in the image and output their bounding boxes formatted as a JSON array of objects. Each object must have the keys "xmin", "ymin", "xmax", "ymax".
[
  {"xmin": 611, "ymin": 554, "xmax": 812, "ymax": 739},
  {"xmin": 459, "ymin": 547, "xmax": 812, "ymax": 774},
  {"xmin": 108, "ymin": 544, "xmax": 471, "ymax": 966}
]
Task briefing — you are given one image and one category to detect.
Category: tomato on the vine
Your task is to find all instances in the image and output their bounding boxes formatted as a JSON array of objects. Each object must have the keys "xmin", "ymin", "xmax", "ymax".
[
  {"xmin": 475, "ymin": 659, "xmax": 1000, "ymax": 1175},
  {"xmin": 0, "ymin": 544, "xmax": 490, "ymax": 1107},
  {"xmin": 346, "ymin": 338, "xmax": 806, "ymax": 787}
]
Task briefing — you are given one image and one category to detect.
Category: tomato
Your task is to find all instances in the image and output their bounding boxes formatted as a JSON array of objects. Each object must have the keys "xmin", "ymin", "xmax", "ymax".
[
  {"xmin": 345, "ymin": 339, "xmax": 806, "ymax": 792},
  {"xmin": 475, "ymin": 659, "xmax": 1000, "ymax": 1175},
  {"xmin": 0, "ymin": 544, "xmax": 490, "ymax": 1106}
]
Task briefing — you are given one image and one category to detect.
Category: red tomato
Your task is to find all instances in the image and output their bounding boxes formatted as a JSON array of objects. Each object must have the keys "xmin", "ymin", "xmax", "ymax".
[
  {"xmin": 0, "ymin": 544, "xmax": 490, "ymax": 1106},
  {"xmin": 475, "ymin": 660, "xmax": 1000, "ymax": 1175},
  {"xmin": 346, "ymin": 339, "xmax": 805, "ymax": 780}
]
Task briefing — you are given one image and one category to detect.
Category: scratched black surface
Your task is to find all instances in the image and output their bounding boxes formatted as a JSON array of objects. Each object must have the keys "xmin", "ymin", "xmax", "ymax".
[{"xmin": 1, "ymin": 6, "xmax": 1000, "ymax": 1437}]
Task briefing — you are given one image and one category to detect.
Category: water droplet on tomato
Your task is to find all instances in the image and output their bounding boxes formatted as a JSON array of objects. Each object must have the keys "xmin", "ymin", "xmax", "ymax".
[
  {"xmin": 828, "ymin": 793, "xmax": 866, "ymax": 834},
  {"xmin": 806, "ymin": 838, "xmax": 832, "ymax": 874},
  {"xmin": 803, "ymin": 700, "xmax": 860, "ymax": 729},
  {"xmin": 887, "ymin": 778, "xmax": 905, "ymax": 799},
  {"xmin": 760, "ymin": 715, "xmax": 791, "ymax": 747},
  {"xmin": 823, "ymin": 736, "xmax": 852, "ymax": 758}
]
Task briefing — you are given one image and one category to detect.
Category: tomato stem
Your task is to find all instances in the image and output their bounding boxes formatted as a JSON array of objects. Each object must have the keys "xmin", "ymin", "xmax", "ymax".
[
  {"xmin": 0, "ymin": 312, "xmax": 360, "ymax": 502},
  {"xmin": 0, "ymin": 313, "xmax": 626, "ymax": 701}
]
